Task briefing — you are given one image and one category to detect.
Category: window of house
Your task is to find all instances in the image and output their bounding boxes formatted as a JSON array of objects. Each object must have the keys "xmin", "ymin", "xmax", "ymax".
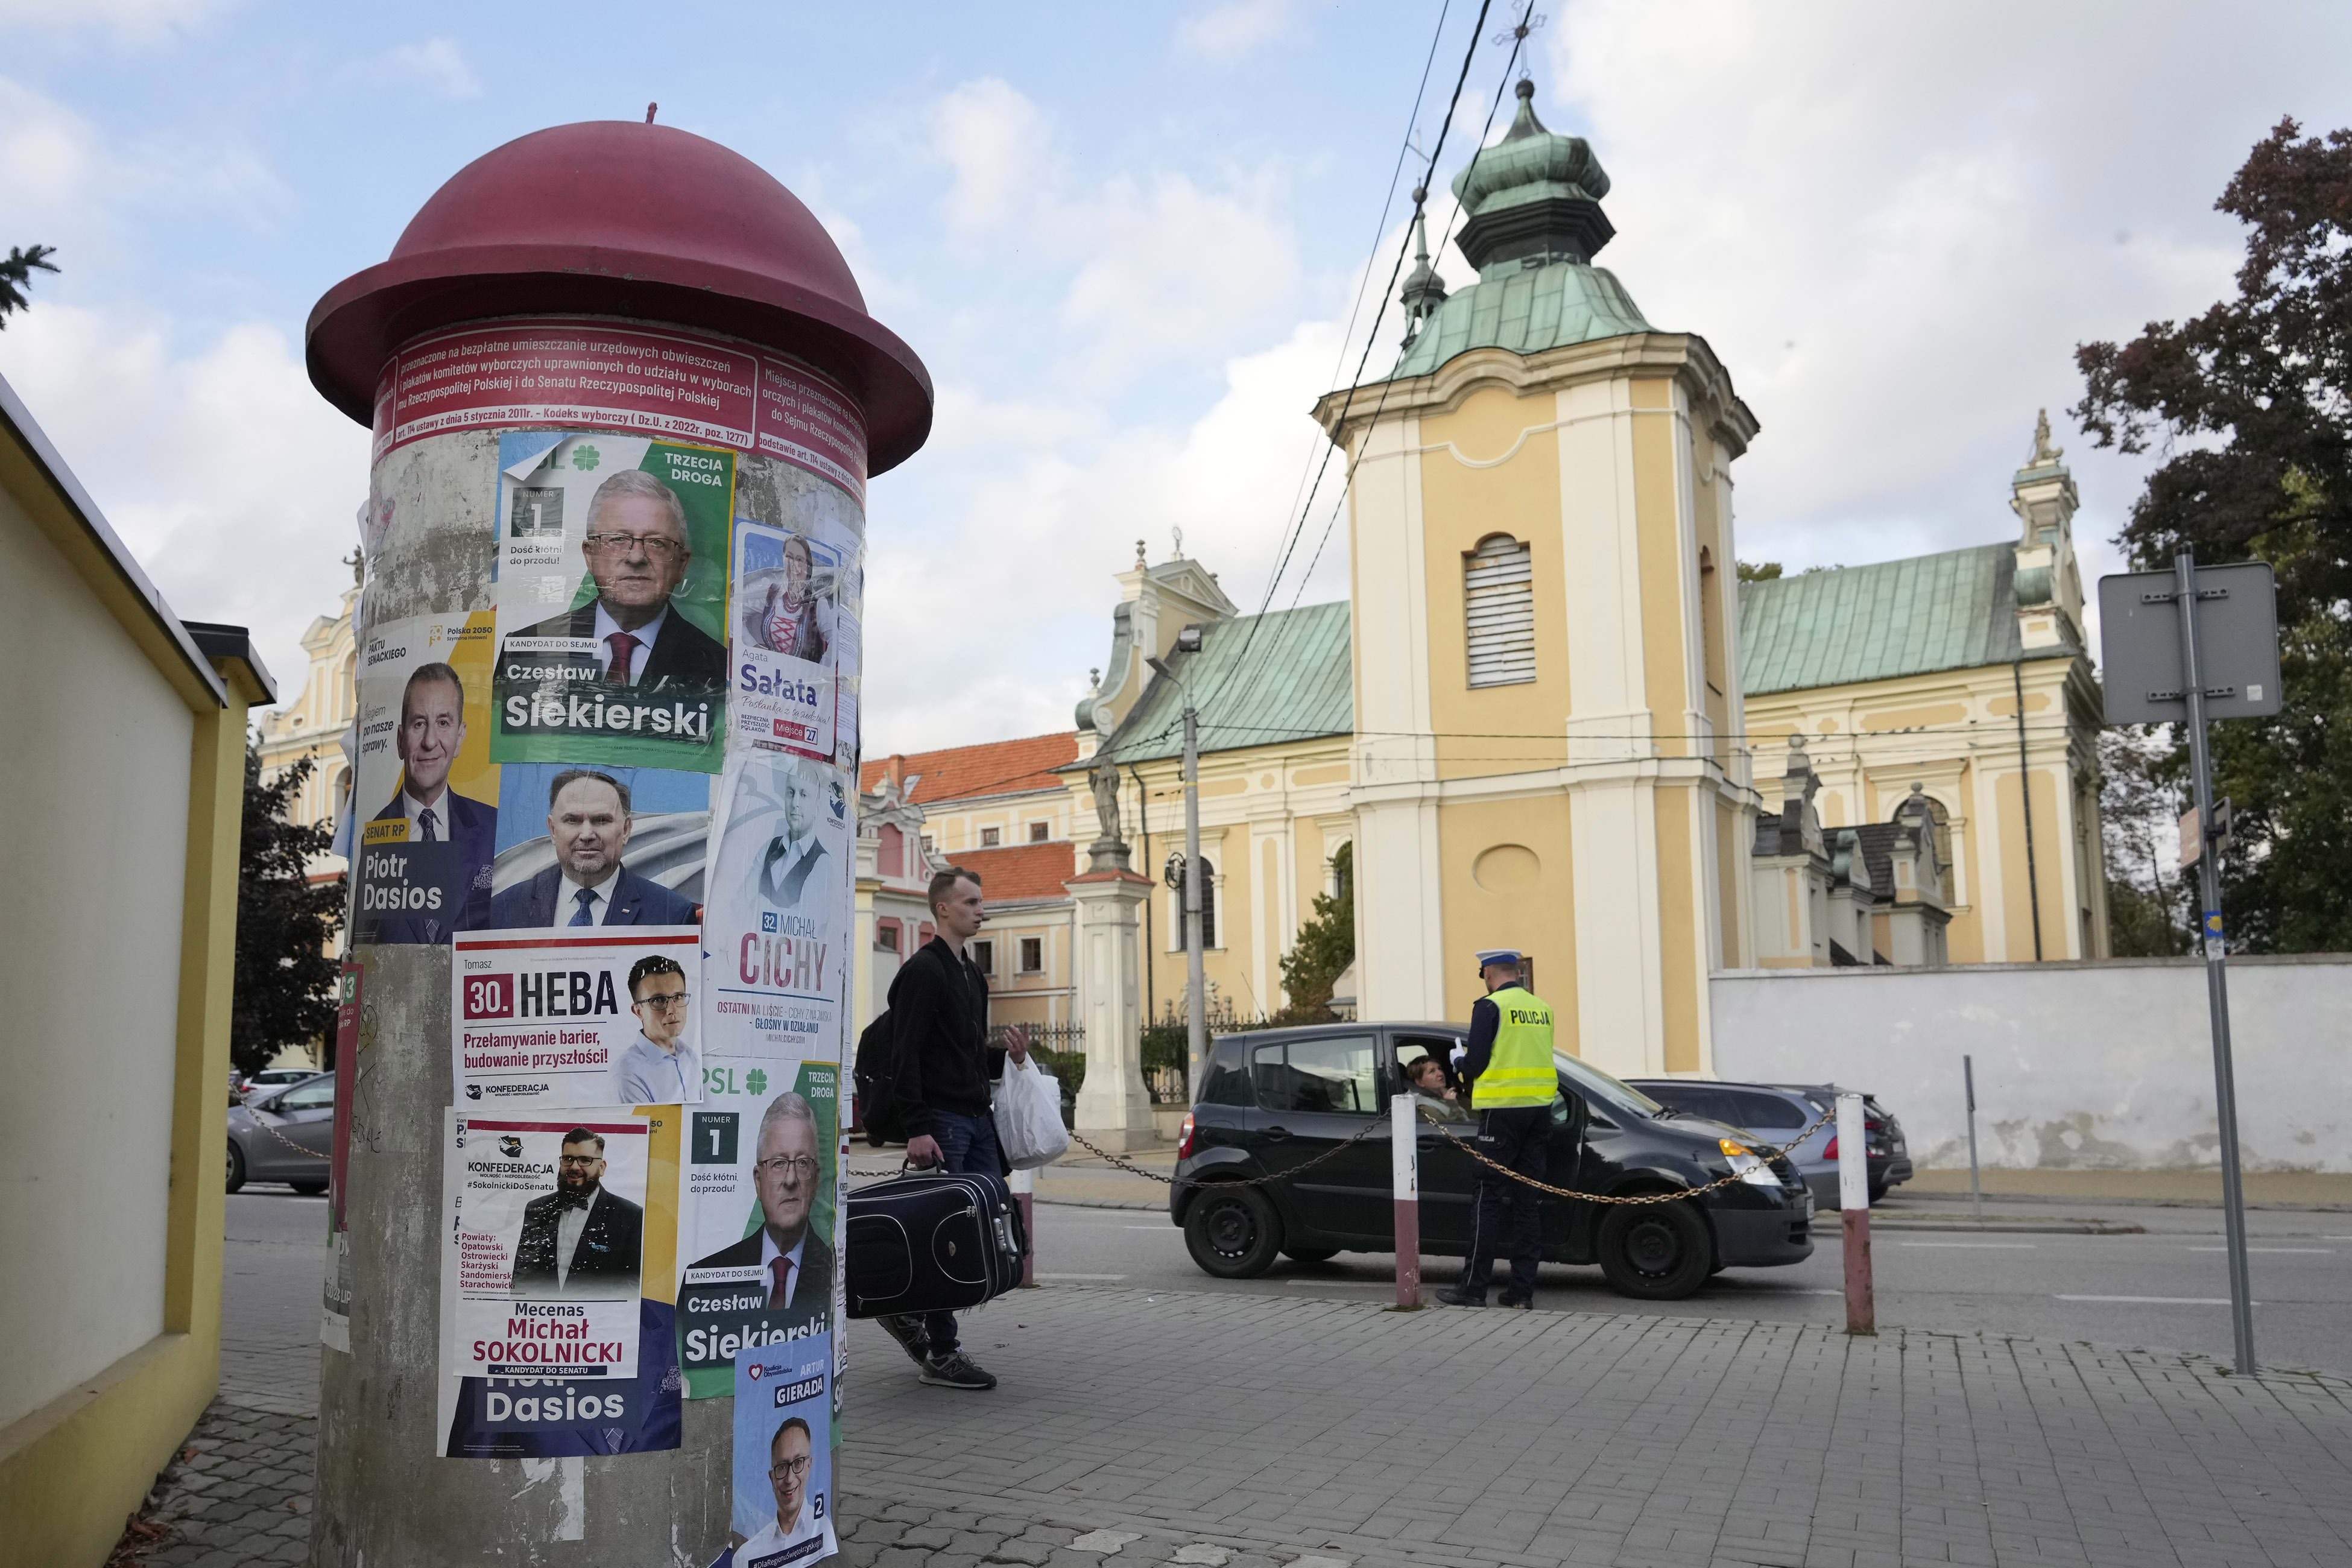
[
  {"xmin": 1019, "ymin": 937, "xmax": 1043, "ymax": 973},
  {"xmin": 920, "ymin": 835, "xmax": 934, "ymax": 854},
  {"xmin": 970, "ymin": 939, "xmax": 993, "ymax": 975},
  {"xmin": 875, "ymin": 918, "xmax": 902, "ymax": 954},
  {"xmin": 1029, "ymin": 821, "xmax": 1050, "ymax": 842},
  {"xmin": 980, "ymin": 826, "xmax": 1001, "ymax": 847},
  {"xmin": 1465, "ymin": 534, "xmax": 1536, "ymax": 688}
]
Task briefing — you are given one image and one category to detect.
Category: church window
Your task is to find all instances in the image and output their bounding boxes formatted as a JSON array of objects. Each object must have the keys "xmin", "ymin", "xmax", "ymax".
[
  {"xmin": 1892, "ymin": 794, "xmax": 1953, "ymax": 882},
  {"xmin": 1465, "ymin": 534, "xmax": 1536, "ymax": 688},
  {"xmin": 981, "ymin": 826, "xmax": 1001, "ymax": 847},
  {"xmin": 970, "ymin": 938, "xmax": 993, "ymax": 974},
  {"xmin": 1168, "ymin": 858, "xmax": 1219, "ymax": 950}
]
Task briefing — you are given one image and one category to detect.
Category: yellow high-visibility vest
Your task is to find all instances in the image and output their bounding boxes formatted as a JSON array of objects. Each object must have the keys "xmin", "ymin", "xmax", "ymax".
[{"xmin": 1471, "ymin": 985, "xmax": 1557, "ymax": 1110}]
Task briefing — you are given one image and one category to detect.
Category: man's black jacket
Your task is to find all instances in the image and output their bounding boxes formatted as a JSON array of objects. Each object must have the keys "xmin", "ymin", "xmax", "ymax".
[{"xmin": 888, "ymin": 936, "xmax": 1004, "ymax": 1138}]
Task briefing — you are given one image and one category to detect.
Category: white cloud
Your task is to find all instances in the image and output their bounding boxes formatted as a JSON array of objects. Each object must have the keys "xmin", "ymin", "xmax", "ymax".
[
  {"xmin": 0, "ymin": 304, "xmax": 370, "ymax": 703},
  {"xmin": 0, "ymin": 0, "xmax": 240, "ymax": 46},
  {"xmin": 1175, "ymin": 0, "xmax": 1309, "ymax": 63},
  {"xmin": 381, "ymin": 39, "xmax": 482, "ymax": 100}
]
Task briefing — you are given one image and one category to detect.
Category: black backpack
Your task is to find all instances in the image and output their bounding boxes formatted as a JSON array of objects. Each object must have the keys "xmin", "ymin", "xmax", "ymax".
[{"xmin": 853, "ymin": 1008, "xmax": 903, "ymax": 1146}]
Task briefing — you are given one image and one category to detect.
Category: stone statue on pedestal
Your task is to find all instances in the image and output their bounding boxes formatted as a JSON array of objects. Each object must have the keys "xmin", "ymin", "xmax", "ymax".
[{"xmin": 1087, "ymin": 759, "xmax": 1130, "ymax": 872}]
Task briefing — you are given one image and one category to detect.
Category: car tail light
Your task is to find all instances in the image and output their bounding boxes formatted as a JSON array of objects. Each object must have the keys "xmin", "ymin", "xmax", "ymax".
[
  {"xmin": 1177, "ymin": 1112, "xmax": 1197, "ymax": 1159},
  {"xmin": 1821, "ymin": 1134, "xmax": 1838, "ymax": 1162}
]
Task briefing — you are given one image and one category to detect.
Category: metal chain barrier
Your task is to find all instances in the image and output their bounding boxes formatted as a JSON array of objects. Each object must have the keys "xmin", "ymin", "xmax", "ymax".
[
  {"xmin": 248, "ymin": 1119, "xmax": 332, "ymax": 1161},
  {"xmin": 849, "ymin": 1101, "xmax": 1835, "ymax": 1205},
  {"xmin": 1429, "ymin": 1102, "xmax": 1836, "ymax": 1204}
]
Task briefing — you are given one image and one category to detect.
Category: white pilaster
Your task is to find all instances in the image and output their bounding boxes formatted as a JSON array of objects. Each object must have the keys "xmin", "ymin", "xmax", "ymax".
[{"xmin": 1067, "ymin": 870, "xmax": 1156, "ymax": 1150}]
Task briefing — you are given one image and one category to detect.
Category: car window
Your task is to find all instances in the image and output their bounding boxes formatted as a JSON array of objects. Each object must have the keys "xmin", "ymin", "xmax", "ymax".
[
  {"xmin": 276, "ymin": 1077, "xmax": 335, "ymax": 1111},
  {"xmin": 1555, "ymin": 1055, "xmax": 1664, "ymax": 1120},
  {"xmin": 1726, "ymin": 1090, "xmax": 1808, "ymax": 1130},
  {"xmin": 1639, "ymin": 1084, "xmax": 1719, "ymax": 1121},
  {"xmin": 1253, "ymin": 1036, "xmax": 1378, "ymax": 1115},
  {"xmin": 1393, "ymin": 1035, "xmax": 1459, "ymax": 1093}
]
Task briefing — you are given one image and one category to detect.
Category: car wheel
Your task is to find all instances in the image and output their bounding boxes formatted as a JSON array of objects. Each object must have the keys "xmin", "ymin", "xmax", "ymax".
[
  {"xmin": 1282, "ymin": 1246, "xmax": 1339, "ymax": 1264},
  {"xmin": 1596, "ymin": 1201, "xmax": 1713, "ymax": 1300},
  {"xmin": 291, "ymin": 1178, "xmax": 328, "ymax": 1196},
  {"xmin": 226, "ymin": 1142, "xmax": 245, "ymax": 1194},
  {"xmin": 1867, "ymin": 1180, "xmax": 1888, "ymax": 1204},
  {"xmin": 1183, "ymin": 1185, "xmax": 1284, "ymax": 1279}
]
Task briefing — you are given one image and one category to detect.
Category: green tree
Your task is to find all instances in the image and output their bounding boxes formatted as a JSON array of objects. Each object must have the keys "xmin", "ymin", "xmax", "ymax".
[
  {"xmin": 0, "ymin": 244, "xmax": 58, "ymax": 326},
  {"xmin": 2098, "ymin": 728, "xmax": 2192, "ymax": 956},
  {"xmin": 1736, "ymin": 560, "xmax": 1783, "ymax": 583},
  {"xmin": 232, "ymin": 744, "xmax": 346, "ymax": 1074},
  {"xmin": 1277, "ymin": 841, "xmax": 1354, "ymax": 1020},
  {"xmin": 2074, "ymin": 118, "xmax": 2352, "ymax": 952}
]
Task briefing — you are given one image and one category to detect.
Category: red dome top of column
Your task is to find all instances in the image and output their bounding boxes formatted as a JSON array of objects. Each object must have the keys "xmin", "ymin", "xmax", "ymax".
[{"xmin": 306, "ymin": 119, "xmax": 932, "ymax": 474}]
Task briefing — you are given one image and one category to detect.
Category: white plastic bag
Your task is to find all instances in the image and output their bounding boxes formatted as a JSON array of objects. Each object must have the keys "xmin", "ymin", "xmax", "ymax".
[{"xmin": 993, "ymin": 1055, "xmax": 1070, "ymax": 1170}]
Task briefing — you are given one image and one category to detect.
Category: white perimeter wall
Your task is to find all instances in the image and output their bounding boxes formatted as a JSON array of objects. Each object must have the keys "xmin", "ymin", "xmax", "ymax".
[
  {"xmin": 1711, "ymin": 956, "xmax": 2352, "ymax": 1172},
  {"xmin": 0, "ymin": 490, "xmax": 193, "ymax": 1430}
]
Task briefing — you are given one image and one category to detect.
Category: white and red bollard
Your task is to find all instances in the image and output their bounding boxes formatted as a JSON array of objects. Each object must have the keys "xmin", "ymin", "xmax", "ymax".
[
  {"xmin": 1393, "ymin": 1092, "xmax": 1421, "ymax": 1308},
  {"xmin": 1838, "ymin": 1090, "xmax": 1874, "ymax": 1334},
  {"xmin": 1011, "ymin": 1165, "xmax": 1037, "ymax": 1288}
]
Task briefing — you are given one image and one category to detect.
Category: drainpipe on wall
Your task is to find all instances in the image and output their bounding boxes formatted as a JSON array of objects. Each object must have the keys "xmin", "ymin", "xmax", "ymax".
[{"xmin": 2013, "ymin": 657, "xmax": 2044, "ymax": 961}]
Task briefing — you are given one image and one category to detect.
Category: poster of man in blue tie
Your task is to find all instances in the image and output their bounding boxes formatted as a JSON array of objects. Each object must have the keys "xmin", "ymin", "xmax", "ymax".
[
  {"xmin": 351, "ymin": 612, "xmax": 501, "ymax": 943},
  {"xmin": 490, "ymin": 431, "xmax": 733, "ymax": 774}
]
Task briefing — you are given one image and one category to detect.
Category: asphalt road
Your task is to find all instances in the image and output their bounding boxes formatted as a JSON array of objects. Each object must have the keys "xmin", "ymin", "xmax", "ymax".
[
  {"xmin": 1022, "ymin": 1189, "xmax": 2352, "ymax": 1376},
  {"xmin": 223, "ymin": 1177, "xmax": 2351, "ymax": 1397}
]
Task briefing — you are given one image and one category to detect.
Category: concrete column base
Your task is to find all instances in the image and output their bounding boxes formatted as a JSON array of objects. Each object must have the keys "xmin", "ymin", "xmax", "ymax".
[{"xmin": 1064, "ymin": 867, "xmax": 1157, "ymax": 1146}]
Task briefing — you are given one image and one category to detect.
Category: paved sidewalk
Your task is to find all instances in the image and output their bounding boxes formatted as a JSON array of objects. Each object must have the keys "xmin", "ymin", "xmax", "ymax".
[
  {"xmin": 839, "ymin": 1285, "xmax": 2352, "ymax": 1568},
  {"xmin": 115, "ymin": 1284, "xmax": 2352, "ymax": 1566}
]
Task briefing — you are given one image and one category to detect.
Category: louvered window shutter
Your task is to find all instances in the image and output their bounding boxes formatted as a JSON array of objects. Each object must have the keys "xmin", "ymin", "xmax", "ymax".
[{"xmin": 1465, "ymin": 535, "xmax": 1536, "ymax": 688}]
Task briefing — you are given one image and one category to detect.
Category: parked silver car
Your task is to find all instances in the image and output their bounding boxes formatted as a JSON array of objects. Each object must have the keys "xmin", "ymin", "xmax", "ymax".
[
  {"xmin": 1627, "ymin": 1080, "xmax": 1911, "ymax": 1209},
  {"xmin": 238, "ymin": 1066, "xmax": 323, "ymax": 1104},
  {"xmin": 227, "ymin": 1072, "xmax": 335, "ymax": 1193}
]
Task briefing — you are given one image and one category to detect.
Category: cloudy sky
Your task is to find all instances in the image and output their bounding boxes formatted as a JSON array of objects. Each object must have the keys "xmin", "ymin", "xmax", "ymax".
[{"xmin": 5, "ymin": 1, "xmax": 2349, "ymax": 753}]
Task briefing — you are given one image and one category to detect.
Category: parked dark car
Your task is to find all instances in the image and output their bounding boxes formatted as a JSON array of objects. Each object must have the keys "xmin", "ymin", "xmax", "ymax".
[
  {"xmin": 1171, "ymin": 1025, "xmax": 1814, "ymax": 1300},
  {"xmin": 1628, "ymin": 1080, "xmax": 1912, "ymax": 1209},
  {"xmin": 227, "ymin": 1072, "xmax": 335, "ymax": 1193}
]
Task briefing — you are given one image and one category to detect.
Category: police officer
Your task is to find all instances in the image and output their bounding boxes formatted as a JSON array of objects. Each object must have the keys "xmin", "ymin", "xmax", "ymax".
[{"xmin": 1437, "ymin": 949, "xmax": 1557, "ymax": 1309}]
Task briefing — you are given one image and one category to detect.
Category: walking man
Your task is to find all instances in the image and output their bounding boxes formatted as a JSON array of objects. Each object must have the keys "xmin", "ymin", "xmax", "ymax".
[
  {"xmin": 1438, "ymin": 950, "xmax": 1558, "ymax": 1309},
  {"xmin": 877, "ymin": 866, "xmax": 1028, "ymax": 1389}
]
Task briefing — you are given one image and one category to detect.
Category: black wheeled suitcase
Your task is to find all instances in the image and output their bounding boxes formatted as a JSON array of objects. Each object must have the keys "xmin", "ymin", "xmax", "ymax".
[{"xmin": 844, "ymin": 1170, "xmax": 1026, "ymax": 1319}]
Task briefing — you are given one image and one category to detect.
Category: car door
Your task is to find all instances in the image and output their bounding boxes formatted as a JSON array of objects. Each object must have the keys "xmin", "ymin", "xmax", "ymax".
[
  {"xmin": 1391, "ymin": 1032, "xmax": 1477, "ymax": 1250},
  {"xmin": 254, "ymin": 1074, "xmax": 336, "ymax": 1178},
  {"xmin": 1248, "ymin": 1034, "xmax": 1388, "ymax": 1242}
]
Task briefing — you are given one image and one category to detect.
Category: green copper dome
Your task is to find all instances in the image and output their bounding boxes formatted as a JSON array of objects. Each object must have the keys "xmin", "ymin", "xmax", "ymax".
[{"xmin": 1389, "ymin": 80, "xmax": 1649, "ymax": 381}]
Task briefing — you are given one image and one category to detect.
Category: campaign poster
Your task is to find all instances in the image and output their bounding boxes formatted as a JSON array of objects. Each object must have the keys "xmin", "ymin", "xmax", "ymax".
[
  {"xmin": 321, "ymin": 964, "xmax": 362, "ymax": 1351},
  {"xmin": 730, "ymin": 516, "xmax": 861, "ymax": 765},
  {"xmin": 478, "ymin": 762, "xmax": 709, "ymax": 932},
  {"xmin": 437, "ymin": 1107, "xmax": 684, "ymax": 1458},
  {"xmin": 703, "ymin": 752, "xmax": 853, "ymax": 1060},
  {"xmin": 730, "ymin": 1339, "xmax": 837, "ymax": 1566},
  {"xmin": 676, "ymin": 1061, "xmax": 839, "ymax": 1398},
  {"xmin": 454, "ymin": 928, "xmax": 703, "ymax": 1108},
  {"xmin": 351, "ymin": 612, "xmax": 501, "ymax": 943},
  {"xmin": 489, "ymin": 431, "xmax": 734, "ymax": 774}
]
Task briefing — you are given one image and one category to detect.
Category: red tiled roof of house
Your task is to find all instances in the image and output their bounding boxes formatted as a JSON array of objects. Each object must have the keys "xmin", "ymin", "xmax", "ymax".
[
  {"xmin": 934, "ymin": 839, "xmax": 1081, "ymax": 903},
  {"xmin": 859, "ymin": 731, "xmax": 1078, "ymax": 806}
]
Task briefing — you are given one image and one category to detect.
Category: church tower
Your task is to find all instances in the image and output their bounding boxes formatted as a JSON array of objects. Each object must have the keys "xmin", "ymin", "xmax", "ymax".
[{"xmin": 1314, "ymin": 81, "xmax": 1759, "ymax": 1077}]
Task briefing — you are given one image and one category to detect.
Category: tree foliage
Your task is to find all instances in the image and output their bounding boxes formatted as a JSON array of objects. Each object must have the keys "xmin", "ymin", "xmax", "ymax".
[
  {"xmin": 1277, "ymin": 841, "xmax": 1355, "ymax": 1020},
  {"xmin": 2098, "ymin": 729, "xmax": 2192, "ymax": 957},
  {"xmin": 232, "ymin": 744, "xmax": 346, "ymax": 1073},
  {"xmin": 1736, "ymin": 560, "xmax": 1783, "ymax": 583},
  {"xmin": 0, "ymin": 244, "xmax": 58, "ymax": 326},
  {"xmin": 2074, "ymin": 118, "xmax": 2352, "ymax": 952}
]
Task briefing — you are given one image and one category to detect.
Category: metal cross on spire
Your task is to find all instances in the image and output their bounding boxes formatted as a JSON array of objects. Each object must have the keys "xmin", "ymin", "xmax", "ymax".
[{"xmin": 1492, "ymin": 3, "xmax": 1547, "ymax": 79}]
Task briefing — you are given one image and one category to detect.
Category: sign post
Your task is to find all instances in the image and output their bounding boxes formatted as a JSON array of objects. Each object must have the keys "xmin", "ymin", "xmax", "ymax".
[
  {"xmin": 2097, "ymin": 552, "xmax": 2279, "ymax": 1376},
  {"xmin": 1837, "ymin": 1091, "xmax": 1873, "ymax": 1335},
  {"xmin": 1391, "ymin": 1092, "xmax": 1420, "ymax": 1309}
]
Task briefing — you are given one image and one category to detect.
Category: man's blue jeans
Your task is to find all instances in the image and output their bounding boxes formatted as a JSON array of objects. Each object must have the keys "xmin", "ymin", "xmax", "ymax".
[{"xmin": 919, "ymin": 1107, "xmax": 1002, "ymax": 1357}]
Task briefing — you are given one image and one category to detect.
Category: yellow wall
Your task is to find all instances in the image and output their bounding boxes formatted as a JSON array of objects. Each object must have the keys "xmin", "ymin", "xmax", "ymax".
[
  {"xmin": 0, "ymin": 423, "xmax": 253, "ymax": 1566},
  {"xmin": 1655, "ymin": 785, "xmax": 1701, "ymax": 1070},
  {"xmin": 1631, "ymin": 378, "xmax": 1693, "ymax": 760},
  {"xmin": 1435, "ymin": 792, "xmax": 1578, "ymax": 1052},
  {"xmin": 1414, "ymin": 385, "xmax": 1571, "ymax": 780}
]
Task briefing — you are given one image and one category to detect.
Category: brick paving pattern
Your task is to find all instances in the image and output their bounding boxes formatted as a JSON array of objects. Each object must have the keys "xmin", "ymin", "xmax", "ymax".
[{"xmin": 116, "ymin": 1283, "xmax": 2352, "ymax": 1566}]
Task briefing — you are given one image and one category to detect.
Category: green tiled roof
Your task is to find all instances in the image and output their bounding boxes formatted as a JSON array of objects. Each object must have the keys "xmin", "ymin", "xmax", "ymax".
[
  {"xmin": 1099, "ymin": 600, "xmax": 1353, "ymax": 763},
  {"xmin": 1390, "ymin": 261, "xmax": 1650, "ymax": 381},
  {"xmin": 1738, "ymin": 544, "xmax": 2077, "ymax": 697}
]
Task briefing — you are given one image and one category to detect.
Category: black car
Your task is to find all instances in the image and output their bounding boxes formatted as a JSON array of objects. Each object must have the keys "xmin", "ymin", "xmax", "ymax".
[{"xmin": 1170, "ymin": 1024, "xmax": 1815, "ymax": 1300}]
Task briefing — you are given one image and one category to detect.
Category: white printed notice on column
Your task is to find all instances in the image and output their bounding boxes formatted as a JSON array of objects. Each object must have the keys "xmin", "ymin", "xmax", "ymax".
[
  {"xmin": 702, "ymin": 751, "xmax": 852, "ymax": 1059},
  {"xmin": 454, "ymin": 927, "xmax": 703, "ymax": 1107}
]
